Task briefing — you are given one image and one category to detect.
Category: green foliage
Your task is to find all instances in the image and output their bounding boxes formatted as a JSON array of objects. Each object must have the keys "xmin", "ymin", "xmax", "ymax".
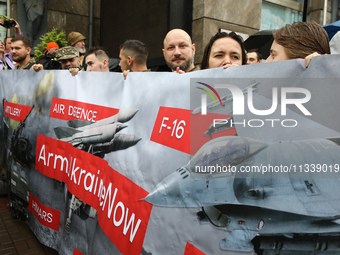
[{"xmin": 34, "ymin": 28, "xmax": 68, "ymax": 60}]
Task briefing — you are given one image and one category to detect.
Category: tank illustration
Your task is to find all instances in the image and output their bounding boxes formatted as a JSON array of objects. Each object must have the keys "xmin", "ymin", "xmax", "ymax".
[
  {"xmin": 54, "ymin": 109, "xmax": 141, "ymax": 233},
  {"xmin": 2, "ymin": 99, "xmax": 34, "ymax": 220}
]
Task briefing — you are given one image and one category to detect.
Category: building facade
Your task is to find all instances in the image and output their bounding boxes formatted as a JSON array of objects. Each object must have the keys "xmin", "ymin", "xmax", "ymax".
[{"xmin": 2, "ymin": 0, "xmax": 336, "ymax": 68}]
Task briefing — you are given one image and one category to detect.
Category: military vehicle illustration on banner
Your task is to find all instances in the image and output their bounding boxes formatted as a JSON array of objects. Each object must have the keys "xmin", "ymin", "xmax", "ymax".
[
  {"xmin": 145, "ymin": 85, "xmax": 340, "ymax": 254},
  {"xmin": 53, "ymin": 109, "xmax": 141, "ymax": 233},
  {"xmin": 2, "ymin": 99, "xmax": 34, "ymax": 220}
]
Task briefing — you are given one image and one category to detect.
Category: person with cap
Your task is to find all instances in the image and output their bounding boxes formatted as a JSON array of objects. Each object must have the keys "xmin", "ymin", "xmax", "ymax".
[
  {"xmin": 56, "ymin": 45, "xmax": 81, "ymax": 76},
  {"xmin": 68, "ymin": 31, "xmax": 86, "ymax": 70},
  {"xmin": 36, "ymin": 41, "xmax": 61, "ymax": 70},
  {"xmin": 45, "ymin": 42, "xmax": 59, "ymax": 54}
]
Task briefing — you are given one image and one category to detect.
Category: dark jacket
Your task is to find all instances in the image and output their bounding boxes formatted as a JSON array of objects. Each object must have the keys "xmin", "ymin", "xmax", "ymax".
[{"xmin": 36, "ymin": 53, "xmax": 61, "ymax": 70}]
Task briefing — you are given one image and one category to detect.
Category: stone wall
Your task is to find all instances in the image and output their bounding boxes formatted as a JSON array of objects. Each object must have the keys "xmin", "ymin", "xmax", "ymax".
[
  {"xmin": 100, "ymin": 0, "xmax": 168, "ymax": 64},
  {"xmin": 192, "ymin": 0, "xmax": 262, "ymax": 65},
  {"xmin": 309, "ymin": 0, "xmax": 332, "ymax": 24},
  {"xmin": 6, "ymin": 0, "xmax": 336, "ymax": 68},
  {"xmin": 8, "ymin": 0, "xmax": 101, "ymax": 47}
]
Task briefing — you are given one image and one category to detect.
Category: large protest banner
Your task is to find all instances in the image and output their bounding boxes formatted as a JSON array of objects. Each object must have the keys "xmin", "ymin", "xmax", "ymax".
[{"xmin": 1, "ymin": 55, "xmax": 340, "ymax": 255}]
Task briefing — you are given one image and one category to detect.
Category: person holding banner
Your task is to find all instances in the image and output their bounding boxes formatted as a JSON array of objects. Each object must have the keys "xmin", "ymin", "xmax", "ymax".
[
  {"xmin": 56, "ymin": 45, "xmax": 81, "ymax": 76},
  {"xmin": 31, "ymin": 46, "xmax": 81, "ymax": 74},
  {"xmin": 265, "ymin": 21, "xmax": 330, "ymax": 66},
  {"xmin": 85, "ymin": 46, "xmax": 110, "ymax": 72},
  {"xmin": 119, "ymin": 39, "xmax": 149, "ymax": 79},
  {"xmin": 9, "ymin": 30, "xmax": 44, "ymax": 71},
  {"xmin": 162, "ymin": 29, "xmax": 199, "ymax": 73},
  {"xmin": 200, "ymin": 31, "xmax": 246, "ymax": 70},
  {"xmin": 11, "ymin": 35, "xmax": 36, "ymax": 70}
]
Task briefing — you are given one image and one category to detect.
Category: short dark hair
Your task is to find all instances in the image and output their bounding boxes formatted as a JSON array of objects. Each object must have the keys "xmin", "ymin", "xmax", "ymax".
[
  {"xmin": 247, "ymin": 49, "xmax": 262, "ymax": 61},
  {"xmin": 11, "ymin": 36, "xmax": 31, "ymax": 48},
  {"xmin": 120, "ymin": 40, "xmax": 148, "ymax": 65},
  {"xmin": 200, "ymin": 31, "xmax": 246, "ymax": 70},
  {"xmin": 85, "ymin": 46, "xmax": 110, "ymax": 61}
]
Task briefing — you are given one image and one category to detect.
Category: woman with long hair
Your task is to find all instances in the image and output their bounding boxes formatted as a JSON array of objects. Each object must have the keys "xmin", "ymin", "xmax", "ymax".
[{"xmin": 200, "ymin": 31, "xmax": 246, "ymax": 70}]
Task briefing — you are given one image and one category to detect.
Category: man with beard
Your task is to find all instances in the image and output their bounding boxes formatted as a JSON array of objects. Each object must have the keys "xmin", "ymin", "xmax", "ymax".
[
  {"xmin": 3, "ymin": 20, "xmax": 22, "ymax": 54},
  {"xmin": 56, "ymin": 46, "xmax": 80, "ymax": 76},
  {"xmin": 68, "ymin": 31, "xmax": 86, "ymax": 70},
  {"xmin": 11, "ymin": 36, "xmax": 36, "ymax": 69},
  {"xmin": 162, "ymin": 29, "xmax": 199, "ymax": 73}
]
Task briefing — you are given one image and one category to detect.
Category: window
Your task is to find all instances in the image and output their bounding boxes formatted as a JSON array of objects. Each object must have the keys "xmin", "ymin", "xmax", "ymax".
[{"xmin": 261, "ymin": 0, "xmax": 304, "ymax": 30}]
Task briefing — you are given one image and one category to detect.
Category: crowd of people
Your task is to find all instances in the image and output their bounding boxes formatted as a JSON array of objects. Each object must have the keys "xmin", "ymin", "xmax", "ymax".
[{"xmin": 0, "ymin": 17, "xmax": 332, "ymax": 76}]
